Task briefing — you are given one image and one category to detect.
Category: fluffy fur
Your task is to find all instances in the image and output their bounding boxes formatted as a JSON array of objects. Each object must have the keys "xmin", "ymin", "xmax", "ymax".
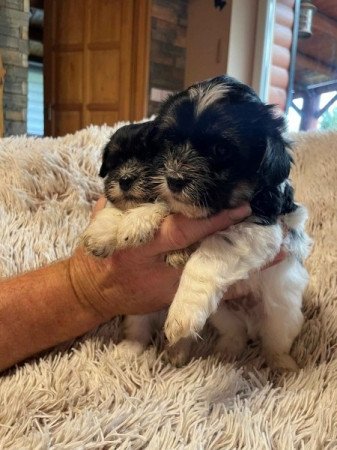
[
  {"xmin": 82, "ymin": 121, "xmax": 169, "ymax": 257},
  {"xmin": 0, "ymin": 126, "xmax": 335, "ymax": 448},
  {"xmin": 151, "ymin": 76, "xmax": 312, "ymax": 369},
  {"xmin": 83, "ymin": 76, "xmax": 311, "ymax": 370},
  {"xmin": 81, "ymin": 122, "xmax": 176, "ymax": 360}
]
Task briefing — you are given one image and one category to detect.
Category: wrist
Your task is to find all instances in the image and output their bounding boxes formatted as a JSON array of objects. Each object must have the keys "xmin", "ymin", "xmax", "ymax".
[
  {"xmin": 67, "ymin": 248, "xmax": 119, "ymax": 322},
  {"xmin": 0, "ymin": 258, "xmax": 103, "ymax": 371}
]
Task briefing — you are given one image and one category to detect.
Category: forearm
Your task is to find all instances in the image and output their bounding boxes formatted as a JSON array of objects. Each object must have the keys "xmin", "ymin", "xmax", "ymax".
[{"xmin": 0, "ymin": 259, "xmax": 102, "ymax": 372}]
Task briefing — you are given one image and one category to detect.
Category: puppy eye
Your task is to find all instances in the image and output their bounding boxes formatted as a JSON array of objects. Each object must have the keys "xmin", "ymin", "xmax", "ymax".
[
  {"xmin": 216, "ymin": 170, "xmax": 229, "ymax": 179},
  {"xmin": 211, "ymin": 145, "xmax": 227, "ymax": 156}
]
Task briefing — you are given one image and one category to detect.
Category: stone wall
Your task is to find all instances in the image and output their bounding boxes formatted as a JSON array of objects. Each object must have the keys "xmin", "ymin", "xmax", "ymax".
[
  {"xmin": 148, "ymin": 0, "xmax": 188, "ymax": 115},
  {"xmin": 0, "ymin": 0, "xmax": 29, "ymax": 136}
]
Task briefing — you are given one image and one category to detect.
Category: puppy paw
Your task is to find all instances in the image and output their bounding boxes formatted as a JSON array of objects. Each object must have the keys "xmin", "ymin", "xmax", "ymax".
[
  {"xmin": 116, "ymin": 340, "xmax": 146, "ymax": 357},
  {"xmin": 165, "ymin": 249, "xmax": 191, "ymax": 268},
  {"xmin": 116, "ymin": 202, "xmax": 169, "ymax": 249},
  {"xmin": 163, "ymin": 339, "xmax": 192, "ymax": 367},
  {"xmin": 164, "ymin": 302, "xmax": 206, "ymax": 345},
  {"xmin": 214, "ymin": 334, "xmax": 246, "ymax": 359},
  {"xmin": 81, "ymin": 226, "xmax": 117, "ymax": 258},
  {"xmin": 266, "ymin": 353, "xmax": 299, "ymax": 372},
  {"xmin": 81, "ymin": 207, "xmax": 123, "ymax": 257},
  {"xmin": 117, "ymin": 219, "xmax": 156, "ymax": 248}
]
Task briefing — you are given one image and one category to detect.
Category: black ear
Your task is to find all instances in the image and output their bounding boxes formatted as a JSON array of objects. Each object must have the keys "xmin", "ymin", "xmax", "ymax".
[
  {"xmin": 257, "ymin": 106, "xmax": 292, "ymax": 186},
  {"xmin": 99, "ymin": 144, "xmax": 109, "ymax": 178},
  {"xmin": 258, "ymin": 135, "xmax": 292, "ymax": 186},
  {"xmin": 99, "ymin": 142, "xmax": 115, "ymax": 178}
]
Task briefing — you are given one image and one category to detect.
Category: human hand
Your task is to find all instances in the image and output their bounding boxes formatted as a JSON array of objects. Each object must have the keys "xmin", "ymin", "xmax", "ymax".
[{"xmin": 68, "ymin": 198, "xmax": 252, "ymax": 322}]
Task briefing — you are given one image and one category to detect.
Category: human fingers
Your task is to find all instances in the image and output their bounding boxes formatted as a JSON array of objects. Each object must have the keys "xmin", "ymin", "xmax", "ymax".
[
  {"xmin": 146, "ymin": 204, "xmax": 251, "ymax": 256},
  {"xmin": 91, "ymin": 197, "xmax": 107, "ymax": 218}
]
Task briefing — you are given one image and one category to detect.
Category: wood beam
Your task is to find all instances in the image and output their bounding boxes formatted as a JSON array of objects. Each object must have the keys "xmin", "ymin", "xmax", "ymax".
[
  {"xmin": 313, "ymin": 11, "xmax": 337, "ymax": 40},
  {"xmin": 296, "ymin": 52, "xmax": 335, "ymax": 78},
  {"xmin": 300, "ymin": 93, "xmax": 320, "ymax": 131}
]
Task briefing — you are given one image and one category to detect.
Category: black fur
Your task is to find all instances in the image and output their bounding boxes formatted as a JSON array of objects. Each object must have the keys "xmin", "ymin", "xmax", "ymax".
[
  {"xmin": 100, "ymin": 121, "xmax": 156, "ymax": 178},
  {"xmin": 99, "ymin": 121, "xmax": 158, "ymax": 207},
  {"xmin": 153, "ymin": 75, "xmax": 295, "ymax": 224}
]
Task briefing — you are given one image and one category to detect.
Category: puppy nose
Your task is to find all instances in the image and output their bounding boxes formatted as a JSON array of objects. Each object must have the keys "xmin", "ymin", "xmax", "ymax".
[
  {"xmin": 166, "ymin": 176, "xmax": 187, "ymax": 193},
  {"xmin": 119, "ymin": 175, "xmax": 136, "ymax": 191}
]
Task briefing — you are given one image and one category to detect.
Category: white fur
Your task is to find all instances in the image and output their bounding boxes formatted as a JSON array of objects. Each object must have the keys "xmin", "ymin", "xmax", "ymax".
[
  {"xmin": 189, "ymin": 84, "xmax": 230, "ymax": 116},
  {"xmin": 81, "ymin": 203, "xmax": 123, "ymax": 257},
  {"xmin": 163, "ymin": 205, "xmax": 311, "ymax": 370},
  {"xmin": 164, "ymin": 220, "xmax": 284, "ymax": 343},
  {"xmin": 116, "ymin": 201, "xmax": 169, "ymax": 249},
  {"xmin": 82, "ymin": 201, "xmax": 169, "ymax": 255},
  {"xmin": 116, "ymin": 197, "xmax": 310, "ymax": 370},
  {"xmin": 118, "ymin": 312, "xmax": 166, "ymax": 356}
]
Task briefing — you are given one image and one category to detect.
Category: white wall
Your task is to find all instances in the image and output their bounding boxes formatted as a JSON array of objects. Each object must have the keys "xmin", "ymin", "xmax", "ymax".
[
  {"xmin": 184, "ymin": 0, "xmax": 231, "ymax": 87},
  {"xmin": 226, "ymin": 0, "xmax": 259, "ymax": 86},
  {"xmin": 185, "ymin": 0, "xmax": 259, "ymax": 87}
]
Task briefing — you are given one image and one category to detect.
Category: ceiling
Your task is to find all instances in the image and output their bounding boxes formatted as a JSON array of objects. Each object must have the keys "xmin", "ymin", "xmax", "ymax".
[{"xmin": 295, "ymin": 1, "xmax": 337, "ymax": 93}]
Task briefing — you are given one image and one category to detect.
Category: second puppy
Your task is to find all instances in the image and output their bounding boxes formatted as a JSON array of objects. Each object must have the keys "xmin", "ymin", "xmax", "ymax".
[{"xmin": 82, "ymin": 120, "xmax": 184, "ymax": 361}]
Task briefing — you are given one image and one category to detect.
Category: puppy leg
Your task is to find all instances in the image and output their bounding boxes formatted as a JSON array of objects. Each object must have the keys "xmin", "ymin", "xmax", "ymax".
[
  {"xmin": 164, "ymin": 337, "xmax": 193, "ymax": 367},
  {"xmin": 118, "ymin": 313, "xmax": 159, "ymax": 356},
  {"xmin": 164, "ymin": 221, "xmax": 283, "ymax": 344},
  {"xmin": 116, "ymin": 202, "xmax": 169, "ymax": 249},
  {"xmin": 165, "ymin": 246, "xmax": 194, "ymax": 268},
  {"xmin": 210, "ymin": 307, "xmax": 247, "ymax": 358},
  {"xmin": 259, "ymin": 258, "xmax": 307, "ymax": 371},
  {"xmin": 81, "ymin": 205, "xmax": 123, "ymax": 257}
]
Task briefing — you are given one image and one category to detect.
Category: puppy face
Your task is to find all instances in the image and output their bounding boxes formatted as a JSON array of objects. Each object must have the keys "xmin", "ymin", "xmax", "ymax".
[
  {"xmin": 100, "ymin": 122, "xmax": 157, "ymax": 210},
  {"xmin": 153, "ymin": 76, "xmax": 291, "ymax": 218}
]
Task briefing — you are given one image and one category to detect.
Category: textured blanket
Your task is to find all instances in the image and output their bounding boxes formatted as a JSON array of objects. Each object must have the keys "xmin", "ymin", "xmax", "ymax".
[{"xmin": 0, "ymin": 126, "xmax": 336, "ymax": 449}]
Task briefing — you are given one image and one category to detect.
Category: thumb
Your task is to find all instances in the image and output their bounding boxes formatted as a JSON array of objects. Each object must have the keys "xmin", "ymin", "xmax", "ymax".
[{"xmin": 146, "ymin": 204, "xmax": 251, "ymax": 256}]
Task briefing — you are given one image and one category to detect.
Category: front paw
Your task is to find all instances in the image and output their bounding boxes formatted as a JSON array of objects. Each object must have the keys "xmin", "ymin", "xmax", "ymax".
[
  {"xmin": 165, "ymin": 249, "xmax": 192, "ymax": 268},
  {"xmin": 164, "ymin": 302, "xmax": 206, "ymax": 345},
  {"xmin": 81, "ymin": 226, "xmax": 117, "ymax": 258},
  {"xmin": 116, "ymin": 203, "xmax": 168, "ymax": 248},
  {"xmin": 116, "ymin": 340, "xmax": 146, "ymax": 357},
  {"xmin": 117, "ymin": 219, "xmax": 156, "ymax": 248},
  {"xmin": 163, "ymin": 338, "xmax": 192, "ymax": 367},
  {"xmin": 81, "ymin": 207, "xmax": 123, "ymax": 257},
  {"xmin": 266, "ymin": 353, "xmax": 299, "ymax": 372}
]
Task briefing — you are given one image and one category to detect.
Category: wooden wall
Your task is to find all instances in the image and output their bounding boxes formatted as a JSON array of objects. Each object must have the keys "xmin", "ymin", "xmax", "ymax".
[{"xmin": 269, "ymin": 0, "xmax": 295, "ymax": 110}]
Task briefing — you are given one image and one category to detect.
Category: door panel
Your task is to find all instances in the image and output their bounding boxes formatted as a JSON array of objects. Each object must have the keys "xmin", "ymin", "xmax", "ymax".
[
  {"xmin": 54, "ymin": 110, "xmax": 82, "ymax": 136},
  {"xmin": 89, "ymin": 111, "xmax": 119, "ymax": 126},
  {"xmin": 44, "ymin": 0, "xmax": 150, "ymax": 137}
]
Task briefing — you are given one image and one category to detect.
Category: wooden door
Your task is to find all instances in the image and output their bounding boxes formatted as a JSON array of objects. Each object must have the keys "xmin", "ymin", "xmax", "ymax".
[{"xmin": 44, "ymin": 0, "xmax": 150, "ymax": 136}]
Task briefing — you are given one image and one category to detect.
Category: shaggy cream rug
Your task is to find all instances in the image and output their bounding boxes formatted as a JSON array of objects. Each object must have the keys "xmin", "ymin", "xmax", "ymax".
[{"xmin": 0, "ymin": 125, "xmax": 336, "ymax": 449}]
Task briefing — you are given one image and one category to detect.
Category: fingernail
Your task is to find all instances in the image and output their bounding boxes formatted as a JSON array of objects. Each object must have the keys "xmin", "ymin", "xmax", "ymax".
[{"xmin": 228, "ymin": 204, "xmax": 252, "ymax": 221}]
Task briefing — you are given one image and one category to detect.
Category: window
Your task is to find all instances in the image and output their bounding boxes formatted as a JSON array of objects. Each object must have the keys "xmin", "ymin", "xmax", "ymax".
[
  {"xmin": 27, "ymin": 62, "xmax": 44, "ymax": 136},
  {"xmin": 287, "ymin": 0, "xmax": 337, "ymax": 132}
]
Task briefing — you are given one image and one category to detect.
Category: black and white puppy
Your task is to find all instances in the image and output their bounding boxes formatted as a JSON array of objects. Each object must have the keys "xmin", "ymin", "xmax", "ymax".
[
  {"xmin": 82, "ymin": 121, "xmax": 169, "ymax": 258},
  {"xmin": 83, "ymin": 76, "xmax": 311, "ymax": 370},
  {"xmin": 151, "ymin": 76, "xmax": 311, "ymax": 370},
  {"xmin": 81, "ymin": 120, "xmax": 177, "ymax": 360}
]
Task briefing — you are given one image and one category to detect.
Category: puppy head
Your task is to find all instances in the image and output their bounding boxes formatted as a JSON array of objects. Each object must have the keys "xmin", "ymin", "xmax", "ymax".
[
  {"xmin": 100, "ymin": 121, "xmax": 157, "ymax": 210},
  {"xmin": 153, "ymin": 76, "xmax": 291, "ymax": 218}
]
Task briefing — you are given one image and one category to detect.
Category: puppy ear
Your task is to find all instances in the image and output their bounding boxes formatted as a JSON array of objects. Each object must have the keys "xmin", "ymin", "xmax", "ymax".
[
  {"xmin": 99, "ymin": 143, "xmax": 114, "ymax": 178},
  {"xmin": 257, "ymin": 107, "xmax": 292, "ymax": 186}
]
